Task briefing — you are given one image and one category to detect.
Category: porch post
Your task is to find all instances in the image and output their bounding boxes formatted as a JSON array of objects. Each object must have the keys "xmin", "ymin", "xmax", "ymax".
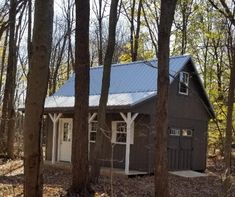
[
  {"xmin": 88, "ymin": 112, "xmax": 97, "ymax": 158},
  {"xmin": 120, "ymin": 112, "xmax": 138, "ymax": 174},
  {"xmin": 49, "ymin": 113, "xmax": 62, "ymax": 164}
]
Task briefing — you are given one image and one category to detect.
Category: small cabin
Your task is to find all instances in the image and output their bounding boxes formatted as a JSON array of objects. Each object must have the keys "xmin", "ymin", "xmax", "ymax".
[{"xmin": 39, "ymin": 55, "xmax": 214, "ymax": 174}]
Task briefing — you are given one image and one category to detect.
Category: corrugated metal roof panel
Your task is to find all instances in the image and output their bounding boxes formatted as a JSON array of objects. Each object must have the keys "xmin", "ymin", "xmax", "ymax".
[{"xmin": 53, "ymin": 55, "xmax": 191, "ymax": 97}]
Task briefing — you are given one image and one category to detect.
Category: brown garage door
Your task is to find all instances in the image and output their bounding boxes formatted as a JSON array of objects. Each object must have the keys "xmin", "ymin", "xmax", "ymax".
[{"xmin": 167, "ymin": 128, "xmax": 193, "ymax": 170}]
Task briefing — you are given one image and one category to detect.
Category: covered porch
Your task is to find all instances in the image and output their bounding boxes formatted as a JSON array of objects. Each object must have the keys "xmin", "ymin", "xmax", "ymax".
[{"xmin": 44, "ymin": 111, "xmax": 149, "ymax": 175}]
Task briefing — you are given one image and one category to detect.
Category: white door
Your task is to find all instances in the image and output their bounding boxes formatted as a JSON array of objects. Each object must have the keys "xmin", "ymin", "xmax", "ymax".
[{"xmin": 59, "ymin": 118, "xmax": 73, "ymax": 162}]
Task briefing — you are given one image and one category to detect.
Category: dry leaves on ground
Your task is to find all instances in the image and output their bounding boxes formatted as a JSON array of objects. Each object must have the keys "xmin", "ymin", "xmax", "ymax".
[{"xmin": 0, "ymin": 159, "xmax": 234, "ymax": 197}]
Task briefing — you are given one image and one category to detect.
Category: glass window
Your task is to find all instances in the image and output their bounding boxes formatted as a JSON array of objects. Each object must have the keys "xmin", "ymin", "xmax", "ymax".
[
  {"xmin": 90, "ymin": 121, "xmax": 98, "ymax": 142},
  {"xmin": 182, "ymin": 129, "xmax": 193, "ymax": 137},
  {"xmin": 63, "ymin": 123, "xmax": 71, "ymax": 142},
  {"xmin": 169, "ymin": 128, "xmax": 180, "ymax": 136},
  {"xmin": 179, "ymin": 72, "xmax": 189, "ymax": 95},
  {"xmin": 116, "ymin": 122, "xmax": 127, "ymax": 143},
  {"xmin": 111, "ymin": 121, "xmax": 128, "ymax": 144}
]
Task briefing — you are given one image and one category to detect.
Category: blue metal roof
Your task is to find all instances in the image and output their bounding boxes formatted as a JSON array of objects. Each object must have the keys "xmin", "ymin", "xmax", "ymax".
[{"xmin": 53, "ymin": 55, "xmax": 191, "ymax": 97}]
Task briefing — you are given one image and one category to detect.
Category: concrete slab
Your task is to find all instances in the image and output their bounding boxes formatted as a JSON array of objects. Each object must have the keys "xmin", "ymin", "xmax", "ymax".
[
  {"xmin": 44, "ymin": 161, "xmax": 147, "ymax": 177},
  {"xmin": 169, "ymin": 170, "xmax": 208, "ymax": 178},
  {"xmin": 100, "ymin": 167, "xmax": 147, "ymax": 177}
]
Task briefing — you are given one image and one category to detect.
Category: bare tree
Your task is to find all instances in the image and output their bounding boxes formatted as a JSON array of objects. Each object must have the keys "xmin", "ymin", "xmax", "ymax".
[
  {"xmin": 0, "ymin": 29, "xmax": 8, "ymax": 102},
  {"xmin": 122, "ymin": 0, "xmax": 142, "ymax": 61},
  {"xmin": 155, "ymin": 0, "xmax": 177, "ymax": 196},
  {"xmin": 90, "ymin": 0, "xmax": 120, "ymax": 182},
  {"xmin": 141, "ymin": 0, "xmax": 160, "ymax": 54},
  {"xmin": 23, "ymin": 0, "xmax": 54, "ymax": 196},
  {"xmin": 92, "ymin": 0, "xmax": 108, "ymax": 65},
  {"xmin": 174, "ymin": 0, "xmax": 194, "ymax": 55},
  {"xmin": 69, "ymin": 0, "xmax": 92, "ymax": 196},
  {"xmin": 0, "ymin": 0, "xmax": 17, "ymax": 158}
]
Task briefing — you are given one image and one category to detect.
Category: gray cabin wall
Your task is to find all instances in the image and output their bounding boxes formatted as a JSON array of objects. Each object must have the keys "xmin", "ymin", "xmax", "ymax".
[
  {"xmin": 44, "ymin": 112, "xmax": 152, "ymax": 172},
  {"xmin": 132, "ymin": 61, "xmax": 211, "ymax": 171},
  {"xmin": 45, "ymin": 117, "xmax": 52, "ymax": 161},
  {"xmin": 89, "ymin": 113, "xmax": 152, "ymax": 172},
  {"xmin": 45, "ymin": 113, "xmax": 73, "ymax": 162},
  {"xmin": 129, "ymin": 115, "xmax": 154, "ymax": 172},
  {"xmin": 168, "ymin": 63, "xmax": 210, "ymax": 171}
]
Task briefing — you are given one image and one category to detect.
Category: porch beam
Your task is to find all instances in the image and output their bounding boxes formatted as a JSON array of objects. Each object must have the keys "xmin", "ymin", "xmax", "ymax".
[
  {"xmin": 120, "ymin": 112, "xmax": 139, "ymax": 174},
  {"xmin": 88, "ymin": 112, "xmax": 97, "ymax": 159},
  {"xmin": 88, "ymin": 112, "xmax": 97, "ymax": 123},
  {"xmin": 49, "ymin": 113, "xmax": 62, "ymax": 164}
]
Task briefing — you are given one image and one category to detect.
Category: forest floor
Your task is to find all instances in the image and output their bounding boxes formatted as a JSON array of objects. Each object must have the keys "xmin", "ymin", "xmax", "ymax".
[{"xmin": 0, "ymin": 158, "xmax": 234, "ymax": 197}]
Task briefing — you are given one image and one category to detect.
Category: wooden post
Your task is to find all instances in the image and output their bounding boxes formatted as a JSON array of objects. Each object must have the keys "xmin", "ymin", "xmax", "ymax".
[
  {"xmin": 49, "ymin": 113, "xmax": 62, "ymax": 164},
  {"xmin": 88, "ymin": 112, "xmax": 97, "ymax": 158},
  {"xmin": 120, "ymin": 112, "xmax": 138, "ymax": 174}
]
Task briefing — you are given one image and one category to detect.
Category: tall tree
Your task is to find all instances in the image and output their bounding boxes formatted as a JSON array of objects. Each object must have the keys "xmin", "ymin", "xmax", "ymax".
[
  {"xmin": 90, "ymin": 0, "xmax": 120, "ymax": 182},
  {"xmin": 69, "ymin": 0, "xmax": 91, "ymax": 196},
  {"xmin": 0, "ymin": 29, "xmax": 8, "ymax": 102},
  {"xmin": 122, "ymin": 0, "xmax": 142, "ymax": 61},
  {"xmin": 23, "ymin": 0, "xmax": 54, "ymax": 196},
  {"xmin": 0, "ymin": 0, "xmax": 17, "ymax": 158},
  {"xmin": 155, "ymin": 0, "xmax": 177, "ymax": 196},
  {"xmin": 174, "ymin": 0, "xmax": 194, "ymax": 55},
  {"xmin": 209, "ymin": 0, "xmax": 235, "ymax": 180},
  {"xmin": 92, "ymin": 0, "xmax": 108, "ymax": 65}
]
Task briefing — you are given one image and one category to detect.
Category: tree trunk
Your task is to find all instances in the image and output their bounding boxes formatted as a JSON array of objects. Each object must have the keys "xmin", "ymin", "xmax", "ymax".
[
  {"xmin": 155, "ymin": 0, "xmax": 177, "ymax": 197},
  {"xmin": 90, "ymin": 0, "xmax": 119, "ymax": 182},
  {"xmin": 98, "ymin": 0, "xmax": 103, "ymax": 65},
  {"xmin": 0, "ymin": 0, "xmax": 17, "ymax": 158},
  {"xmin": 133, "ymin": 0, "xmax": 142, "ymax": 61},
  {"xmin": 130, "ymin": 0, "xmax": 135, "ymax": 61},
  {"xmin": 70, "ymin": 0, "xmax": 91, "ymax": 196},
  {"xmin": 224, "ymin": 44, "xmax": 235, "ymax": 174},
  {"xmin": 52, "ymin": 35, "xmax": 67, "ymax": 94},
  {"xmin": 23, "ymin": 0, "xmax": 54, "ymax": 196},
  {"xmin": 0, "ymin": 29, "xmax": 8, "ymax": 102}
]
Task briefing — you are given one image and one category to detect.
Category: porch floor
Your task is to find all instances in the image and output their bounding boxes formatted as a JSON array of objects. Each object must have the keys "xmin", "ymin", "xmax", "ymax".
[
  {"xmin": 43, "ymin": 160, "xmax": 148, "ymax": 176},
  {"xmin": 169, "ymin": 170, "xmax": 208, "ymax": 178}
]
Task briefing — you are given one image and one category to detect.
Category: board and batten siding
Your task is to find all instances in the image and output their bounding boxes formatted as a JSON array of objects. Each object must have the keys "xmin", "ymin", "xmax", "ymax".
[
  {"xmin": 44, "ymin": 61, "xmax": 212, "ymax": 172},
  {"xmin": 133, "ymin": 61, "xmax": 211, "ymax": 171}
]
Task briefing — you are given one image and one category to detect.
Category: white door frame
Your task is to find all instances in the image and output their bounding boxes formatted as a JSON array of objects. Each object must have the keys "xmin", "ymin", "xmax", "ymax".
[{"xmin": 58, "ymin": 118, "xmax": 73, "ymax": 162}]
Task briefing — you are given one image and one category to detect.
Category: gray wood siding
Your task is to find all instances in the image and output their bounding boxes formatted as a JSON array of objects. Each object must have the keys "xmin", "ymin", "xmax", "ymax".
[
  {"xmin": 45, "ymin": 117, "xmax": 52, "ymax": 160},
  {"xmin": 129, "ymin": 115, "xmax": 151, "ymax": 171},
  {"xmin": 89, "ymin": 114, "xmax": 151, "ymax": 171},
  {"xmin": 44, "ymin": 62, "xmax": 211, "ymax": 172},
  {"xmin": 132, "ymin": 62, "xmax": 211, "ymax": 171}
]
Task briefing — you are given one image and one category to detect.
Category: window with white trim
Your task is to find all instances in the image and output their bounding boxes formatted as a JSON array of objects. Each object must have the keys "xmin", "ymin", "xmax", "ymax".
[
  {"xmin": 169, "ymin": 128, "xmax": 180, "ymax": 136},
  {"xmin": 169, "ymin": 128, "xmax": 193, "ymax": 137},
  {"xmin": 179, "ymin": 72, "xmax": 189, "ymax": 95},
  {"xmin": 182, "ymin": 129, "xmax": 193, "ymax": 137},
  {"xmin": 89, "ymin": 121, "xmax": 98, "ymax": 143},
  {"xmin": 111, "ymin": 121, "xmax": 134, "ymax": 144}
]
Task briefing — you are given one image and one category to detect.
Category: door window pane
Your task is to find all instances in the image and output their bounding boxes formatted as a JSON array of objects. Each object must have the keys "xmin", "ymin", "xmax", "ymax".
[{"xmin": 63, "ymin": 122, "xmax": 71, "ymax": 141}]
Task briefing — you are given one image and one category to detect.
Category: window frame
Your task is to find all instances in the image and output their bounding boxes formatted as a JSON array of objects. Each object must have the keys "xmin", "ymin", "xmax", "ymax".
[
  {"xmin": 179, "ymin": 71, "xmax": 189, "ymax": 95},
  {"xmin": 169, "ymin": 127, "xmax": 193, "ymax": 137},
  {"xmin": 169, "ymin": 128, "xmax": 180, "ymax": 136},
  {"xmin": 112, "ymin": 121, "xmax": 127, "ymax": 145},
  {"xmin": 89, "ymin": 121, "xmax": 98, "ymax": 143},
  {"xmin": 181, "ymin": 129, "xmax": 193, "ymax": 137}
]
